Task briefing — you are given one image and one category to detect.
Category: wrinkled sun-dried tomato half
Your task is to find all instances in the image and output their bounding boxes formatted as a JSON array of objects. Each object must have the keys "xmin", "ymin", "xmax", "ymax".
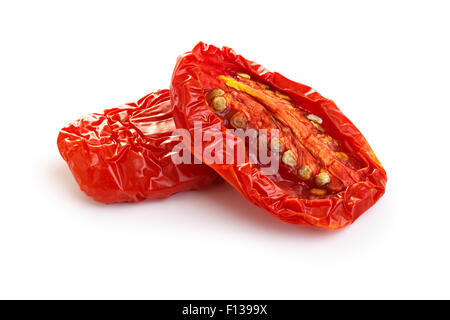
[
  {"xmin": 170, "ymin": 42, "xmax": 387, "ymax": 229},
  {"xmin": 58, "ymin": 89, "xmax": 219, "ymax": 203}
]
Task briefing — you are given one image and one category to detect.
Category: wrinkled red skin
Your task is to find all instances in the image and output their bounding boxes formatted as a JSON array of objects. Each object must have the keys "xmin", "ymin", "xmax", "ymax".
[
  {"xmin": 57, "ymin": 89, "xmax": 219, "ymax": 203},
  {"xmin": 170, "ymin": 42, "xmax": 387, "ymax": 229}
]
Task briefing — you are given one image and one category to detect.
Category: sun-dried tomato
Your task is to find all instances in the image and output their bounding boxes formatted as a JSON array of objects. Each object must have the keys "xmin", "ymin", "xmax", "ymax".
[
  {"xmin": 58, "ymin": 89, "xmax": 219, "ymax": 203},
  {"xmin": 170, "ymin": 43, "xmax": 387, "ymax": 229}
]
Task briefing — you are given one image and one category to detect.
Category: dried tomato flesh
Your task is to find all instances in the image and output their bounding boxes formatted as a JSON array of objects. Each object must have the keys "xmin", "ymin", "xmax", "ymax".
[
  {"xmin": 58, "ymin": 89, "xmax": 219, "ymax": 203},
  {"xmin": 200, "ymin": 73, "xmax": 364, "ymax": 199},
  {"xmin": 170, "ymin": 42, "xmax": 387, "ymax": 229}
]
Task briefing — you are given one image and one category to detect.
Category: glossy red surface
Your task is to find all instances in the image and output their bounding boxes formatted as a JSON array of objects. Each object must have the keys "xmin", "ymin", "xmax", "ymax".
[
  {"xmin": 170, "ymin": 42, "xmax": 387, "ymax": 229},
  {"xmin": 57, "ymin": 89, "xmax": 219, "ymax": 203}
]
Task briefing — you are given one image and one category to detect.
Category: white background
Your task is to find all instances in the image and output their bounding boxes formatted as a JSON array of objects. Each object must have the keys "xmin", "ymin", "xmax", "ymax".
[{"xmin": 0, "ymin": 0, "xmax": 449, "ymax": 299}]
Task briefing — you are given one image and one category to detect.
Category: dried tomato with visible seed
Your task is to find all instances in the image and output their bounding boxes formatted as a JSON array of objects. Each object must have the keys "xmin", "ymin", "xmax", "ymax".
[{"xmin": 170, "ymin": 42, "xmax": 387, "ymax": 229}]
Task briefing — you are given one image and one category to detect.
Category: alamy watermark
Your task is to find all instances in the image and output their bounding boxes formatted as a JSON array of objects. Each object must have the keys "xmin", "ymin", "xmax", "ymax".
[{"xmin": 170, "ymin": 121, "xmax": 280, "ymax": 175}]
